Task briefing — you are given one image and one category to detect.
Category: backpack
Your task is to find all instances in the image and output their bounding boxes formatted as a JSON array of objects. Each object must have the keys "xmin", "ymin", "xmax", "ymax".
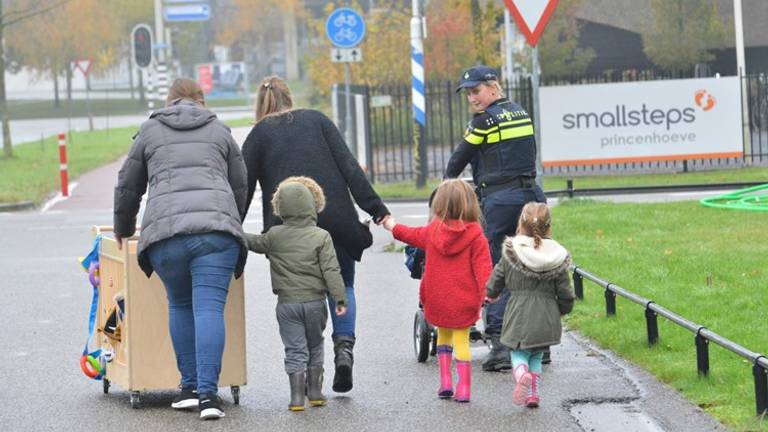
[{"xmin": 404, "ymin": 246, "xmax": 426, "ymax": 279}]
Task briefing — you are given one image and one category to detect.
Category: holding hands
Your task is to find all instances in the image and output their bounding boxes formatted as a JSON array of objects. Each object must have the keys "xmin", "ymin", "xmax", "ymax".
[
  {"xmin": 336, "ymin": 305, "xmax": 348, "ymax": 316},
  {"xmin": 381, "ymin": 215, "xmax": 396, "ymax": 231}
]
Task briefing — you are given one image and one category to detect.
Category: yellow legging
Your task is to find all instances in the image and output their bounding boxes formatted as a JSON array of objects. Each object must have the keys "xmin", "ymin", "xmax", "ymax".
[{"xmin": 436, "ymin": 327, "xmax": 471, "ymax": 361}]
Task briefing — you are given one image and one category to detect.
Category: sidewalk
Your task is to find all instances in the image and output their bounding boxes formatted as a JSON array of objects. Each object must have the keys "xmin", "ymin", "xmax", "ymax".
[{"xmin": 45, "ymin": 126, "xmax": 252, "ymax": 213}]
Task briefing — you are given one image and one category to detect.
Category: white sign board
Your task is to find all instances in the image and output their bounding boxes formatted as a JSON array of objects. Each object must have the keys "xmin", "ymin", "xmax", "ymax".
[
  {"xmin": 330, "ymin": 47, "xmax": 362, "ymax": 63},
  {"xmin": 539, "ymin": 77, "xmax": 743, "ymax": 167}
]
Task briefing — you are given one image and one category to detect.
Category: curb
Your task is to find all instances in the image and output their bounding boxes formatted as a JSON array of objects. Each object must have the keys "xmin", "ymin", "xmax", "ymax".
[{"xmin": 0, "ymin": 201, "xmax": 36, "ymax": 212}]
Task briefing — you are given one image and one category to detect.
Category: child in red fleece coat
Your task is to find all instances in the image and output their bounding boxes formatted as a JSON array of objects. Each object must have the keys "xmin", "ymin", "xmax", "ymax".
[{"xmin": 383, "ymin": 179, "xmax": 492, "ymax": 402}]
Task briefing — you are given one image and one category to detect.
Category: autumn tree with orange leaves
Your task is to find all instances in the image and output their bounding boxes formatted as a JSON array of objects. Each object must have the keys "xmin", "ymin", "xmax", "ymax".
[
  {"xmin": 1, "ymin": 0, "xmax": 74, "ymax": 158},
  {"xmin": 215, "ymin": 0, "xmax": 304, "ymax": 81},
  {"xmin": 6, "ymin": 0, "xmax": 152, "ymax": 105},
  {"xmin": 305, "ymin": 1, "xmax": 502, "ymax": 99}
]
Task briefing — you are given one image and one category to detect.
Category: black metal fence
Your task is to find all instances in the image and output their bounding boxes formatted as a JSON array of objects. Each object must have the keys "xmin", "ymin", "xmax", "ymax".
[
  {"xmin": 571, "ymin": 265, "xmax": 768, "ymax": 417},
  {"xmin": 363, "ymin": 72, "xmax": 768, "ymax": 183}
]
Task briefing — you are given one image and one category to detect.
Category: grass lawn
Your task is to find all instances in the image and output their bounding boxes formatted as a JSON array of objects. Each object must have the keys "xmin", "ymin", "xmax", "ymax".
[
  {"xmin": 372, "ymin": 178, "xmax": 443, "ymax": 199},
  {"xmin": 546, "ymin": 167, "xmax": 768, "ymax": 191},
  {"xmin": 0, "ymin": 127, "xmax": 136, "ymax": 204},
  {"xmin": 225, "ymin": 117, "xmax": 255, "ymax": 128},
  {"xmin": 7, "ymin": 98, "xmax": 250, "ymax": 120},
  {"xmin": 372, "ymin": 167, "xmax": 768, "ymax": 199},
  {"xmin": 552, "ymin": 199, "xmax": 768, "ymax": 431}
]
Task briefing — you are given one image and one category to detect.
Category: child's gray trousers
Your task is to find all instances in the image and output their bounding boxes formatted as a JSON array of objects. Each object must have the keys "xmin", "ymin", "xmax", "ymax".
[{"xmin": 276, "ymin": 300, "xmax": 328, "ymax": 374}]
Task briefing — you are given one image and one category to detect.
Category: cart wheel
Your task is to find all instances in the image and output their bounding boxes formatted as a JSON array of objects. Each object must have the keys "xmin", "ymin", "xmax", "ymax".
[
  {"xmin": 231, "ymin": 386, "xmax": 240, "ymax": 405},
  {"xmin": 130, "ymin": 391, "xmax": 140, "ymax": 409},
  {"xmin": 414, "ymin": 310, "xmax": 431, "ymax": 363},
  {"xmin": 102, "ymin": 378, "xmax": 110, "ymax": 394}
]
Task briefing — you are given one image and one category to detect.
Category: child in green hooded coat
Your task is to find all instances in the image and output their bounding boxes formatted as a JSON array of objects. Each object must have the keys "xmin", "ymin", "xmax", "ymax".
[{"xmin": 246, "ymin": 176, "xmax": 347, "ymax": 412}]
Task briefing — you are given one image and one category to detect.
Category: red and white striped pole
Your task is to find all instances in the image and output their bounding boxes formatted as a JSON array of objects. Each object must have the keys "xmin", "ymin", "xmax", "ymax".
[{"xmin": 58, "ymin": 132, "xmax": 69, "ymax": 197}]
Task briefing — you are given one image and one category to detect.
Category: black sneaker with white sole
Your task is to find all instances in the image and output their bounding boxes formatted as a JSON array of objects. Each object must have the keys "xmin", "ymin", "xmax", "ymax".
[
  {"xmin": 199, "ymin": 394, "xmax": 225, "ymax": 420},
  {"xmin": 171, "ymin": 387, "xmax": 198, "ymax": 410}
]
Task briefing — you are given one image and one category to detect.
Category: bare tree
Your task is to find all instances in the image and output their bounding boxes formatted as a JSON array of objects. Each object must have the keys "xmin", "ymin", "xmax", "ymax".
[{"xmin": 1, "ymin": 0, "xmax": 70, "ymax": 159}]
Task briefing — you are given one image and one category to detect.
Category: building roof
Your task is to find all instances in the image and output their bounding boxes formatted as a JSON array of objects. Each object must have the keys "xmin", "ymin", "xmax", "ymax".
[{"xmin": 574, "ymin": 0, "xmax": 768, "ymax": 48}]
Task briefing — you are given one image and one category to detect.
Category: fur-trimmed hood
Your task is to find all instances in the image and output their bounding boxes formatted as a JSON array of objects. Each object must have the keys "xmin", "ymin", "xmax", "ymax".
[
  {"xmin": 271, "ymin": 176, "xmax": 326, "ymax": 227},
  {"xmin": 502, "ymin": 235, "xmax": 571, "ymax": 280}
]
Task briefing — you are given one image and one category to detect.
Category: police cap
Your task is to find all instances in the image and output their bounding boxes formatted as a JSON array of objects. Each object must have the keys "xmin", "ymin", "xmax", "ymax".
[{"xmin": 455, "ymin": 65, "xmax": 499, "ymax": 93}]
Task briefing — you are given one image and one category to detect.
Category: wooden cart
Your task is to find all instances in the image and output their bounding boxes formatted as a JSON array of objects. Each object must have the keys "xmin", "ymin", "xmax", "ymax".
[{"xmin": 93, "ymin": 226, "xmax": 247, "ymax": 408}]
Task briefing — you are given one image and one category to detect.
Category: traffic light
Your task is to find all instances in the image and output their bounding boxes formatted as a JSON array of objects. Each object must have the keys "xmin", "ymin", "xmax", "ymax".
[{"xmin": 132, "ymin": 25, "xmax": 153, "ymax": 68}]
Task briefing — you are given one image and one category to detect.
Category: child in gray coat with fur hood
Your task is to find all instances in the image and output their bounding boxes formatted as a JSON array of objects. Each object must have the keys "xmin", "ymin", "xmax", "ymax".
[
  {"xmin": 486, "ymin": 202, "xmax": 575, "ymax": 408},
  {"xmin": 246, "ymin": 176, "xmax": 347, "ymax": 412}
]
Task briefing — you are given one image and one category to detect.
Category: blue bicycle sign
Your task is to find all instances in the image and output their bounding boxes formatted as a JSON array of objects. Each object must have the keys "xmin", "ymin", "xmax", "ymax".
[{"xmin": 326, "ymin": 7, "xmax": 366, "ymax": 49}]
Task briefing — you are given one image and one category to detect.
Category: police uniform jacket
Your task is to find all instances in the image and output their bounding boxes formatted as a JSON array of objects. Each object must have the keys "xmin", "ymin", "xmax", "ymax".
[{"xmin": 445, "ymin": 98, "xmax": 537, "ymax": 191}]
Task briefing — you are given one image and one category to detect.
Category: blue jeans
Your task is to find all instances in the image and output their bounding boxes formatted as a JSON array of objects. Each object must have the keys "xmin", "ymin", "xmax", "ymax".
[
  {"xmin": 482, "ymin": 186, "xmax": 546, "ymax": 336},
  {"xmin": 147, "ymin": 232, "xmax": 240, "ymax": 395},
  {"xmin": 327, "ymin": 245, "xmax": 356, "ymax": 339}
]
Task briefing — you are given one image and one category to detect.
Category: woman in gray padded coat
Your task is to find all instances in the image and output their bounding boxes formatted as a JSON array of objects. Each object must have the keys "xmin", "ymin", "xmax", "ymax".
[{"xmin": 113, "ymin": 78, "xmax": 248, "ymax": 421}]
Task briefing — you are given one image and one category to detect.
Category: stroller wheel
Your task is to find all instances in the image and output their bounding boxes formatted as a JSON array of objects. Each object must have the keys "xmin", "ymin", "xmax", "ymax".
[{"xmin": 413, "ymin": 310, "xmax": 431, "ymax": 362}]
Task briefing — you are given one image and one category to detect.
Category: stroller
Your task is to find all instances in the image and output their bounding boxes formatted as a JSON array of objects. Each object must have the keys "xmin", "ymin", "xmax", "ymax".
[{"xmin": 405, "ymin": 246, "xmax": 487, "ymax": 362}]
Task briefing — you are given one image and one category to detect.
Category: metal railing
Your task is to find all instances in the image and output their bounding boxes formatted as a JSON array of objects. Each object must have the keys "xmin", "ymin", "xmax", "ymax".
[
  {"xmin": 363, "ymin": 71, "xmax": 768, "ymax": 183},
  {"xmin": 544, "ymin": 179, "xmax": 768, "ymax": 198},
  {"xmin": 571, "ymin": 265, "xmax": 768, "ymax": 416}
]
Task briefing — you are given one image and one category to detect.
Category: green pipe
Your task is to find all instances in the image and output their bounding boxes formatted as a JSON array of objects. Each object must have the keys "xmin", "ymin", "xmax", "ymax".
[{"xmin": 700, "ymin": 184, "xmax": 768, "ymax": 211}]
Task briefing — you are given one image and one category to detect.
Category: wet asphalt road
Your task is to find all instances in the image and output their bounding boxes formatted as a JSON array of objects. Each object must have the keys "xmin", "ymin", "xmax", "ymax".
[
  {"xmin": 0, "ymin": 214, "xmax": 724, "ymax": 431},
  {"xmin": 0, "ymin": 127, "xmax": 728, "ymax": 431}
]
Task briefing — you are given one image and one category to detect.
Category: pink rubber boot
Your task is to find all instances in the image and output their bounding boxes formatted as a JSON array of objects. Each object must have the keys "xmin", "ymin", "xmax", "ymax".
[
  {"xmin": 437, "ymin": 345, "xmax": 454, "ymax": 398},
  {"xmin": 454, "ymin": 360, "xmax": 471, "ymax": 403},
  {"xmin": 512, "ymin": 364, "xmax": 531, "ymax": 406},
  {"xmin": 525, "ymin": 372, "xmax": 541, "ymax": 408}
]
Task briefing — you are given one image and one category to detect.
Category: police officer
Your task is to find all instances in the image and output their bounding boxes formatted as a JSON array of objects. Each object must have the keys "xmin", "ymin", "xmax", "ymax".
[{"xmin": 445, "ymin": 65, "xmax": 546, "ymax": 372}]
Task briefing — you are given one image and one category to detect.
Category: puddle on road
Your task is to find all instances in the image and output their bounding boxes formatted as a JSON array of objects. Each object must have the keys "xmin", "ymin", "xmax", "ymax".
[{"xmin": 570, "ymin": 403, "xmax": 666, "ymax": 432}]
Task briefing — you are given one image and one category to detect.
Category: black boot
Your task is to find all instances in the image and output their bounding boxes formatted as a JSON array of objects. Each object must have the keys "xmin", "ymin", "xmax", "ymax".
[
  {"xmin": 542, "ymin": 347, "xmax": 552, "ymax": 365},
  {"xmin": 332, "ymin": 336, "xmax": 355, "ymax": 393},
  {"xmin": 288, "ymin": 371, "xmax": 306, "ymax": 411},
  {"xmin": 307, "ymin": 367, "xmax": 327, "ymax": 407},
  {"xmin": 482, "ymin": 335, "xmax": 512, "ymax": 372}
]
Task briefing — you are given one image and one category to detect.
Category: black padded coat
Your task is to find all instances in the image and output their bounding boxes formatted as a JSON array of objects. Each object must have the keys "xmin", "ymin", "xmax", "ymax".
[{"xmin": 241, "ymin": 109, "xmax": 389, "ymax": 261}]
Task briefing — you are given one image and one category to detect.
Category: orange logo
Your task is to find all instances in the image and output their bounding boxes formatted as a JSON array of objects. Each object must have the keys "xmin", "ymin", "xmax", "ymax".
[{"xmin": 694, "ymin": 90, "xmax": 716, "ymax": 111}]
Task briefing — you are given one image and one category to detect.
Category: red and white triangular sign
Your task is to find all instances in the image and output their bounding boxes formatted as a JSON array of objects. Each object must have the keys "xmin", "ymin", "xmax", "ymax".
[
  {"xmin": 71, "ymin": 58, "xmax": 93, "ymax": 76},
  {"xmin": 504, "ymin": 0, "xmax": 559, "ymax": 47}
]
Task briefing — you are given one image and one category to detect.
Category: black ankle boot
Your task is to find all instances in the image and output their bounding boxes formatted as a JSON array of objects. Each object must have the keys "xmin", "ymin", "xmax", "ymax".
[
  {"xmin": 482, "ymin": 335, "xmax": 512, "ymax": 372},
  {"xmin": 542, "ymin": 347, "xmax": 552, "ymax": 365},
  {"xmin": 332, "ymin": 336, "xmax": 355, "ymax": 393}
]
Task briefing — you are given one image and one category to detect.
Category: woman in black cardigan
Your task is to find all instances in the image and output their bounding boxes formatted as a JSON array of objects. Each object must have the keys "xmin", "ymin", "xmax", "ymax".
[{"xmin": 241, "ymin": 76, "xmax": 390, "ymax": 394}]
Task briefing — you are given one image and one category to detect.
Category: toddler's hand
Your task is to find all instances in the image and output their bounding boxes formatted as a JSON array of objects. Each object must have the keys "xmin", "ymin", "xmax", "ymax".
[
  {"xmin": 485, "ymin": 296, "xmax": 499, "ymax": 304},
  {"xmin": 382, "ymin": 216, "xmax": 396, "ymax": 231},
  {"xmin": 336, "ymin": 305, "xmax": 347, "ymax": 316}
]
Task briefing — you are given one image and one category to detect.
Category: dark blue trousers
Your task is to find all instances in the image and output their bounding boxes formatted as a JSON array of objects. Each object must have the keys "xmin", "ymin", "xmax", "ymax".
[{"xmin": 481, "ymin": 186, "xmax": 546, "ymax": 336}]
